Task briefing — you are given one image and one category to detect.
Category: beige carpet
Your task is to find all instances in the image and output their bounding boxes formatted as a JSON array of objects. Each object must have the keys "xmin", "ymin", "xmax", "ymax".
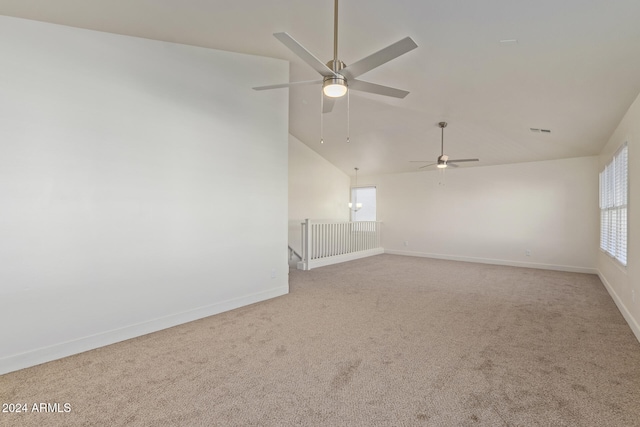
[{"xmin": 1, "ymin": 254, "xmax": 640, "ymax": 426}]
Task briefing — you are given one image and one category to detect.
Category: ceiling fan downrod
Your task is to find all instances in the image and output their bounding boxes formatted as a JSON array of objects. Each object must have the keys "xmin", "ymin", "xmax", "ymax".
[
  {"xmin": 439, "ymin": 121, "xmax": 447, "ymax": 156},
  {"xmin": 333, "ymin": 0, "xmax": 339, "ymax": 63},
  {"xmin": 324, "ymin": 0, "xmax": 347, "ymax": 94}
]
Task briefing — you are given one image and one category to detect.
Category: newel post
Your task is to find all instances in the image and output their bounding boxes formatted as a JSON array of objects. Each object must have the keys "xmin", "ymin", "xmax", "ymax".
[
  {"xmin": 301, "ymin": 219, "xmax": 312, "ymax": 270},
  {"xmin": 305, "ymin": 219, "xmax": 312, "ymax": 269}
]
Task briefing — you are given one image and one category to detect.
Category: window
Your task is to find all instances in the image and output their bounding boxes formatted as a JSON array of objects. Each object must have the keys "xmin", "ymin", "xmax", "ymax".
[
  {"xmin": 599, "ymin": 142, "xmax": 628, "ymax": 266},
  {"xmin": 351, "ymin": 186, "xmax": 376, "ymax": 222}
]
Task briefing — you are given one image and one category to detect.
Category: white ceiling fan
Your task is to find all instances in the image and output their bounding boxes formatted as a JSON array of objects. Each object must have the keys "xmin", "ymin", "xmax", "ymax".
[
  {"xmin": 411, "ymin": 122, "xmax": 479, "ymax": 169},
  {"xmin": 253, "ymin": 0, "xmax": 418, "ymax": 114}
]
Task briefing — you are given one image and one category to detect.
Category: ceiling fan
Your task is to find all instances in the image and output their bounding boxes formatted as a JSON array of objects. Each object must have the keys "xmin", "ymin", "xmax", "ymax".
[
  {"xmin": 253, "ymin": 0, "xmax": 418, "ymax": 114},
  {"xmin": 411, "ymin": 122, "xmax": 479, "ymax": 169}
]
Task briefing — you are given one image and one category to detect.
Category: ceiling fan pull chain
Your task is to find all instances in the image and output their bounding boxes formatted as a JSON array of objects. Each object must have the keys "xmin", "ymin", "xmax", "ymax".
[
  {"xmin": 320, "ymin": 90, "xmax": 324, "ymax": 144},
  {"xmin": 347, "ymin": 87, "xmax": 350, "ymax": 143}
]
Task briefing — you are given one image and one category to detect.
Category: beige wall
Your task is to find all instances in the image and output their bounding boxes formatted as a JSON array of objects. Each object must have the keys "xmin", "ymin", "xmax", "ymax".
[
  {"xmin": 356, "ymin": 156, "xmax": 599, "ymax": 273},
  {"xmin": 598, "ymin": 93, "xmax": 640, "ymax": 341},
  {"xmin": 288, "ymin": 135, "xmax": 350, "ymax": 254},
  {"xmin": 0, "ymin": 16, "xmax": 289, "ymax": 374}
]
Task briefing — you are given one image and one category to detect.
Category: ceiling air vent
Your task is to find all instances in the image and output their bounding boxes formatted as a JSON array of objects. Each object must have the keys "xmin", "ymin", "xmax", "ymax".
[{"xmin": 530, "ymin": 128, "xmax": 551, "ymax": 133}]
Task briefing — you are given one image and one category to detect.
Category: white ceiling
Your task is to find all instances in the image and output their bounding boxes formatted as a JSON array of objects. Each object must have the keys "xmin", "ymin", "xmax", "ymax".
[{"xmin": 2, "ymin": 0, "xmax": 640, "ymax": 176}]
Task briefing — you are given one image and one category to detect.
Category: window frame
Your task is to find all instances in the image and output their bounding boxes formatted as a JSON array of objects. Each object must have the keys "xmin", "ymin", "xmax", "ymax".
[{"xmin": 599, "ymin": 142, "xmax": 628, "ymax": 266}]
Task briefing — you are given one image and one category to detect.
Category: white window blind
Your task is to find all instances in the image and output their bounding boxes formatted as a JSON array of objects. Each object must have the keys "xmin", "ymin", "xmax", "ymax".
[{"xmin": 599, "ymin": 142, "xmax": 628, "ymax": 266}]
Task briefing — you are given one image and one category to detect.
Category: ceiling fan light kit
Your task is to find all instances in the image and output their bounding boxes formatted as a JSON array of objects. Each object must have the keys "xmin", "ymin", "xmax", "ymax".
[
  {"xmin": 323, "ymin": 75, "xmax": 348, "ymax": 97},
  {"xmin": 437, "ymin": 154, "xmax": 448, "ymax": 168}
]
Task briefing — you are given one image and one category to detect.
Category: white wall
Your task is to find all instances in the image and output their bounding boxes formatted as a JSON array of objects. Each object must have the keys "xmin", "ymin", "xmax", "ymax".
[
  {"xmin": 356, "ymin": 156, "xmax": 599, "ymax": 273},
  {"xmin": 288, "ymin": 134, "xmax": 350, "ymax": 253},
  {"xmin": 598, "ymin": 92, "xmax": 640, "ymax": 342},
  {"xmin": 0, "ymin": 16, "xmax": 289, "ymax": 374}
]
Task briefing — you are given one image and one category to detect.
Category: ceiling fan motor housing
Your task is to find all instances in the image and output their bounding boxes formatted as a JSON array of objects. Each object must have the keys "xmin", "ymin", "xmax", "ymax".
[
  {"xmin": 323, "ymin": 60, "xmax": 348, "ymax": 97},
  {"xmin": 327, "ymin": 59, "xmax": 346, "ymax": 72}
]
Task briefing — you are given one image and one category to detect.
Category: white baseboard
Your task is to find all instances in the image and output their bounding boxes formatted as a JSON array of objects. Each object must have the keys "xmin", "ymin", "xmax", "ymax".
[
  {"xmin": 299, "ymin": 248, "xmax": 384, "ymax": 270},
  {"xmin": 0, "ymin": 285, "xmax": 289, "ymax": 375},
  {"xmin": 384, "ymin": 249, "xmax": 598, "ymax": 274},
  {"xmin": 597, "ymin": 271, "xmax": 640, "ymax": 344}
]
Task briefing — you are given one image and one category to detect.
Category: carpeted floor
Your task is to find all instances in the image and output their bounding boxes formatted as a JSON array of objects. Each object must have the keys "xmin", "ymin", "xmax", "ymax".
[{"xmin": 1, "ymin": 254, "xmax": 639, "ymax": 426}]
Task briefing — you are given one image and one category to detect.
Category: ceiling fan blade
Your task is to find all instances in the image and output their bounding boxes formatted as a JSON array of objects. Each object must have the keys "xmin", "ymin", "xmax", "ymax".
[
  {"xmin": 349, "ymin": 79, "xmax": 410, "ymax": 98},
  {"xmin": 340, "ymin": 37, "xmax": 418, "ymax": 80},
  {"xmin": 323, "ymin": 97, "xmax": 335, "ymax": 113},
  {"xmin": 446, "ymin": 163, "xmax": 459, "ymax": 168},
  {"xmin": 448, "ymin": 158, "xmax": 479, "ymax": 163},
  {"xmin": 253, "ymin": 79, "xmax": 322, "ymax": 91},
  {"xmin": 419, "ymin": 163, "xmax": 437, "ymax": 169},
  {"xmin": 273, "ymin": 32, "xmax": 336, "ymax": 77},
  {"xmin": 409, "ymin": 160, "xmax": 432, "ymax": 163}
]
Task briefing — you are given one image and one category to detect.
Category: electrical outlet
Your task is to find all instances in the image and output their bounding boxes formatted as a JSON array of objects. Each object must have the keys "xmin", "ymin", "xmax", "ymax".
[
  {"xmin": 403, "ymin": 241, "xmax": 409, "ymax": 247},
  {"xmin": 633, "ymin": 290, "xmax": 636, "ymax": 303},
  {"xmin": 271, "ymin": 268, "xmax": 276, "ymax": 279},
  {"xmin": 525, "ymin": 250, "xmax": 531, "ymax": 256}
]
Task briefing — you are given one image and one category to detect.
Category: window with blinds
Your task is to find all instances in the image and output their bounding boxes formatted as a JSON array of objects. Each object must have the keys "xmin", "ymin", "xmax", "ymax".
[
  {"xmin": 351, "ymin": 186, "xmax": 377, "ymax": 222},
  {"xmin": 599, "ymin": 142, "xmax": 628, "ymax": 266}
]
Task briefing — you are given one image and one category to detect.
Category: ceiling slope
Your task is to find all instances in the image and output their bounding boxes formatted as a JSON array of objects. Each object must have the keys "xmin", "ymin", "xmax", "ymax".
[{"xmin": 2, "ymin": 0, "xmax": 639, "ymax": 176}]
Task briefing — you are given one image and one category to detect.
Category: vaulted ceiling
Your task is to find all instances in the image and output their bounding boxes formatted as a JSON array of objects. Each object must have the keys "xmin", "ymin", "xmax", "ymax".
[{"xmin": 2, "ymin": 0, "xmax": 639, "ymax": 176}]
